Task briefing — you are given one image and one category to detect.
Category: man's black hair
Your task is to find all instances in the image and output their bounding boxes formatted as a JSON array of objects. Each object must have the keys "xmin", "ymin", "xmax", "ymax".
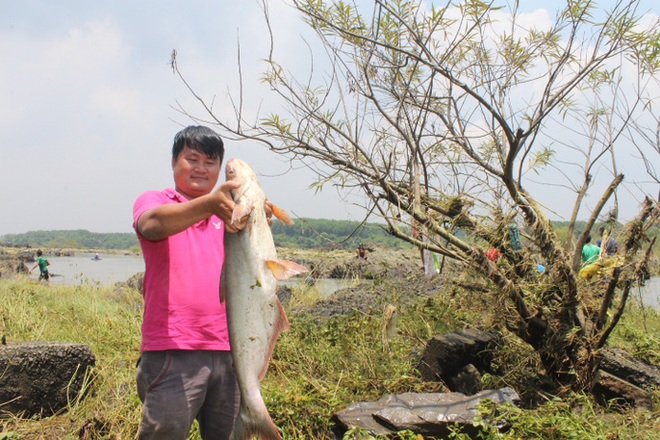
[{"xmin": 172, "ymin": 126, "xmax": 224, "ymax": 162}]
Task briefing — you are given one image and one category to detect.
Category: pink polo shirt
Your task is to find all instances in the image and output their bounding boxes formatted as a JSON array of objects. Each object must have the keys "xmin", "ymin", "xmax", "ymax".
[{"xmin": 132, "ymin": 188, "xmax": 230, "ymax": 352}]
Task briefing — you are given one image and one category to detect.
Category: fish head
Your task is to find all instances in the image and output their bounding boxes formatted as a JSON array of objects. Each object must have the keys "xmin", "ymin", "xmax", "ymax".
[
  {"xmin": 225, "ymin": 158, "xmax": 257, "ymax": 199},
  {"xmin": 225, "ymin": 158, "xmax": 295, "ymax": 227},
  {"xmin": 225, "ymin": 158, "xmax": 254, "ymax": 185},
  {"xmin": 225, "ymin": 158, "xmax": 264, "ymax": 225}
]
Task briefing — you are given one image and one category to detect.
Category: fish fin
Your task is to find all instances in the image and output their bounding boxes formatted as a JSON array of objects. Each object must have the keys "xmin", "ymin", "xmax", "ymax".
[
  {"xmin": 258, "ymin": 300, "xmax": 289, "ymax": 381},
  {"xmin": 276, "ymin": 298, "xmax": 291, "ymax": 333},
  {"xmin": 265, "ymin": 260, "xmax": 308, "ymax": 280},
  {"xmin": 231, "ymin": 202, "xmax": 254, "ymax": 226},
  {"xmin": 230, "ymin": 405, "xmax": 282, "ymax": 440},
  {"xmin": 270, "ymin": 204, "xmax": 294, "ymax": 225}
]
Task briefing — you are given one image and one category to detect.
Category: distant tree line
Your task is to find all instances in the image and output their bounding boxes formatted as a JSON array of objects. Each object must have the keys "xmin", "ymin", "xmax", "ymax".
[
  {"xmin": 0, "ymin": 229, "xmax": 139, "ymax": 250},
  {"xmin": 0, "ymin": 220, "xmax": 412, "ymax": 251},
  {"xmin": 2, "ymin": 221, "xmax": 656, "ymax": 253},
  {"xmin": 270, "ymin": 218, "xmax": 412, "ymax": 249}
]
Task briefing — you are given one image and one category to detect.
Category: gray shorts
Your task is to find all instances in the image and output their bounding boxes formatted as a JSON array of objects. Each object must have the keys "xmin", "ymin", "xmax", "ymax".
[{"xmin": 136, "ymin": 350, "xmax": 240, "ymax": 439}]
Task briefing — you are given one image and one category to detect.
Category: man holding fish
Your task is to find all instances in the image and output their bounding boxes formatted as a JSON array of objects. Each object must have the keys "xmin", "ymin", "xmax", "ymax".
[{"xmin": 133, "ymin": 126, "xmax": 304, "ymax": 439}]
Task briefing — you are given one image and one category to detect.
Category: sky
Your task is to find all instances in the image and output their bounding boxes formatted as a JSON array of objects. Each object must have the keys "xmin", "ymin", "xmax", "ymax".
[{"xmin": 1, "ymin": 0, "xmax": 658, "ymax": 235}]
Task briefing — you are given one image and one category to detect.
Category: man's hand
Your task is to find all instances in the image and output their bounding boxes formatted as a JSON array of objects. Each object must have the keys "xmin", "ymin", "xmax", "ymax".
[
  {"xmin": 214, "ymin": 183, "xmax": 275, "ymax": 232},
  {"xmin": 215, "ymin": 181, "xmax": 250, "ymax": 233},
  {"xmin": 265, "ymin": 200, "xmax": 274, "ymax": 226}
]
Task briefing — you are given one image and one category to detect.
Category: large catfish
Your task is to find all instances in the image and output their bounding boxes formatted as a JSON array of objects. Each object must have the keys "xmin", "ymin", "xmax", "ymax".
[{"xmin": 222, "ymin": 158, "xmax": 307, "ymax": 440}]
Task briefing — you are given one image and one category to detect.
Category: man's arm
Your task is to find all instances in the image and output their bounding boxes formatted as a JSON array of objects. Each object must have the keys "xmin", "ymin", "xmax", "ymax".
[{"xmin": 137, "ymin": 181, "xmax": 243, "ymax": 241}]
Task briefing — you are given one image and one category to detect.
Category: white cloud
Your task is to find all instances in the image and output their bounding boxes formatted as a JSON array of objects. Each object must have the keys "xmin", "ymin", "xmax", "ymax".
[{"xmin": 0, "ymin": 0, "xmax": 657, "ymax": 235}]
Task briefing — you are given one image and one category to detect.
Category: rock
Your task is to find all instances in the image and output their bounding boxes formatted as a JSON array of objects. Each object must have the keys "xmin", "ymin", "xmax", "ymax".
[
  {"xmin": 0, "ymin": 342, "xmax": 96, "ymax": 417},
  {"xmin": 447, "ymin": 363, "xmax": 483, "ymax": 395},
  {"xmin": 418, "ymin": 328, "xmax": 500, "ymax": 393},
  {"xmin": 592, "ymin": 347, "xmax": 660, "ymax": 410},
  {"xmin": 599, "ymin": 347, "xmax": 660, "ymax": 390},
  {"xmin": 0, "ymin": 257, "xmax": 28, "ymax": 279},
  {"xmin": 592, "ymin": 370, "xmax": 653, "ymax": 410},
  {"xmin": 15, "ymin": 250, "xmax": 35, "ymax": 262},
  {"xmin": 333, "ymin": 388, "xmax": 520, "ymax": 438},
  {"xmin": 124, "ymin": 272, "xmax": 144, "ymax": 294}
]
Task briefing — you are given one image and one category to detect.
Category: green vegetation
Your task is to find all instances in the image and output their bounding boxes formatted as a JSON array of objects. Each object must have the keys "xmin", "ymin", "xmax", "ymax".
[
  {"xmin": 0, "ymin": 230, "xmax": 139, "ymax": 251},
  {"xmin": 0, "ymin": 279, "xmax": 143, "ymax": 438},
  {"xmin": 0, "ymin": 220, "xmax": 413, "ymax": 252},
  {"xmin": 270, "ymin": 218, "xmax": 412, "ymax": 249},
  {"xmin": 1, "ymin": 258, "xmax": 658, "ymax": 439}
]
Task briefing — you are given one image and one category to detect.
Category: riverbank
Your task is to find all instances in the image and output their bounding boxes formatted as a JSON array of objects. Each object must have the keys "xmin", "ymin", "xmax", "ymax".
[{"xmin": 3, "ymin": 244, "xmax": 660, "ymax": 307}]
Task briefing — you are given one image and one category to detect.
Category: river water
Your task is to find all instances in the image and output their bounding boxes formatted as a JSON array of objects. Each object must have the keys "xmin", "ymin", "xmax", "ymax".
[
  {"xmin": 29, "ymin": 252, "xmax": 145, "ymax": 286},
  {"xmin": 25, "ymin": 254, "xmax": 660, "ymax": 308},
  {"xmin": 629, "ymin": 276, "xmax": 660, "ymax": 309},
  {"xmin": 28, "ymin": 253, "xmax": 343, "ymax": 294}
]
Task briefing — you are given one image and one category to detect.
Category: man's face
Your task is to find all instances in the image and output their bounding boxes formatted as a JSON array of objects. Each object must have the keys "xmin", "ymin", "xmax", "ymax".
[{"xmin": 172, "ymin": 145, "xmax": 221, "ymax": 200}]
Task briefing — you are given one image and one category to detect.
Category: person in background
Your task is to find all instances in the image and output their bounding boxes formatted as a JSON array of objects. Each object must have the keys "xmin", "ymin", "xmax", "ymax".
[
  {"xmin": 29, "ymin": 250, "xmax": 50, "ymax": 285},
  {"xmin": 596, "ymin": 227, "xmax": 618, "ymax": 256},
  {"xmin": 581, "ymin": 234, "xmax": 600, "ymax": 266},
  {"xmin": 132, "ymin": 125, "xmax": 255, "ymax": 439},
  {"xmin": 356, "ymin": 243, "xmax": 369, "ymax": 259}
]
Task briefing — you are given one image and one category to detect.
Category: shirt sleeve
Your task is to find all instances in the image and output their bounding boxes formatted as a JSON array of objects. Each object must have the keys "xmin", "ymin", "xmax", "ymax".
[{"xmin": 133, "ymin": 190, "xmax": 170, "ymax": 234}]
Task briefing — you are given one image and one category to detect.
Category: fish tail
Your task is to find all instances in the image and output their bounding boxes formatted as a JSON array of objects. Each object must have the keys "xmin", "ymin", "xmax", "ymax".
[{"xmin": 230, "ymin": 406, "xmax": 282, "ymax": 440}]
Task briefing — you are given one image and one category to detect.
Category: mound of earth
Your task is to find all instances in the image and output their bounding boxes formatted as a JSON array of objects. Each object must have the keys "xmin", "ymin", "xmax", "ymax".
[
  {"xmin": 279, "ymin": 246, "xmax": 423, "ymax": 280},
  {"xmin": 292, "ymin": 274, "xmax": 449, "ymax": 320},
  {"xmin": 281, "ymin": 247, "xmax": 461, "ymax": 320}
]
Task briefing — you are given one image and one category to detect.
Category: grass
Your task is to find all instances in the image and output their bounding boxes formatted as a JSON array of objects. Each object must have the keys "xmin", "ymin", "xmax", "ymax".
[
  {"xmin": 610, "ymin": 288, "xmax": 660, "ymax": 364},
  {"xmin": 0, "ymin": 277, "xmax": 143, "ymax": 439},
  {"xmin": 0, "ymin": 267, "xmax": 659, "ymax": 439}
]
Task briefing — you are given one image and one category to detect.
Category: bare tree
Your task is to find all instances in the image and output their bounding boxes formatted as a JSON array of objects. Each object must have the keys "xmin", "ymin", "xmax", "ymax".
[{"xmin": 173, "ymin": 0, "xmax": 660, "ymax": 390}]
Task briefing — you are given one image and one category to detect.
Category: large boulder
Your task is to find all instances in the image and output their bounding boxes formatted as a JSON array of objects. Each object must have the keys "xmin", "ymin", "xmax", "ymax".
[
  {"xmin": 591, "ymin": 347, "xmax": 660, "ymax": 410},
  {"xmin": 417, "ymin": 328, "xmax": 501, "ymax": 394},
  {"xmin": 333, "ymin": 388, "xmax": 520, "ymax": 438},
  {"xmin": 0, "ymin": 342, "xmax": 96, "ymax": 417},
  {"xmin": 592, "ymin": 370, "xmax": 653, "ymax": 410},
  {"xmin": 599, "ymin": 347, "xmax": 660, "ymax": 390}
]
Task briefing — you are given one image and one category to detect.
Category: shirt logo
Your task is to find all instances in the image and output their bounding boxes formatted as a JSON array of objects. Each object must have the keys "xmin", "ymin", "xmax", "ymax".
[{"xmin": 212, "ymin": 221, "xmax": 223, "ymax": 230}]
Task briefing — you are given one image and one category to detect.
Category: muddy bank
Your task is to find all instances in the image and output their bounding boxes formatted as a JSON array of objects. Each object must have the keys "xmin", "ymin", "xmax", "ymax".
[
  {"xmin": 279, "ymin": 246, "xmax": 423, "ymax": 280},
  {"xmin": 278, "ymin": 246, "xmax": 462, "ymax": 320}
]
